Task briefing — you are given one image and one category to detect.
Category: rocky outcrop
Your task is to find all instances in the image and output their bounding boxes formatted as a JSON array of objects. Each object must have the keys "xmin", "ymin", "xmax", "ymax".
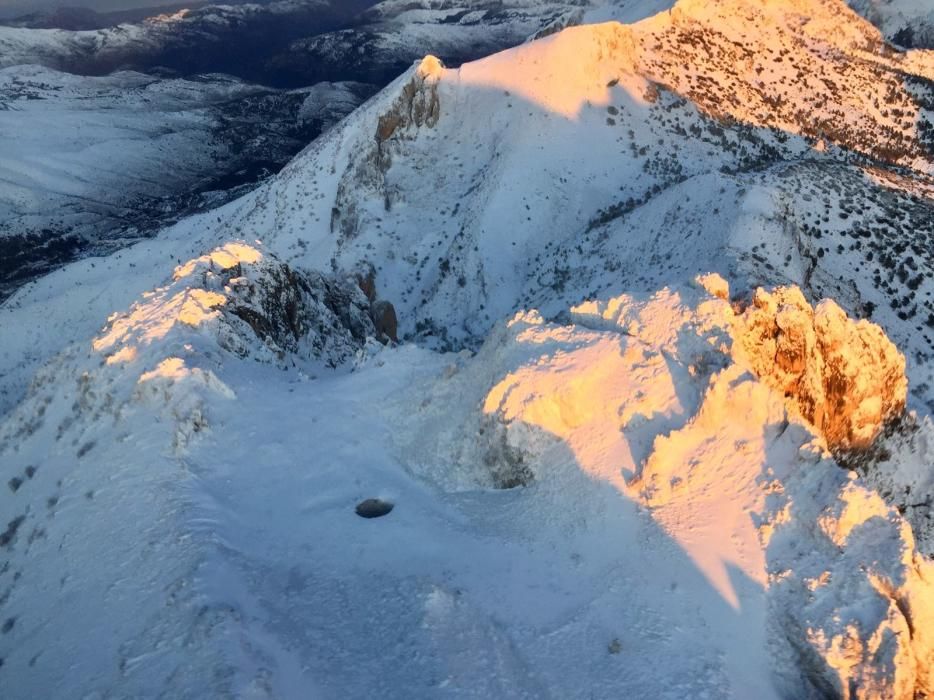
[
  {"xmin": 352, "ymin": 260, "xmax": 399, "ymax": 344},
  {"xmin": 735, "ymin": 285, "xmax": 907, "ymax": 452},
  {"xmin": 375, "ymin": 55, "xmax": 443, "ymax": 150},
  {"xmin": 438, "ymin": 277, "xmax": 931, "ymax": 699},
  {"xmin": 223, "ymin": 261, "xmax": 377, "ymax": 365},
  {"xmin": 331, "ymin": 56, "xmax": 444, "ymax": 239},
  {"xmin": 370, "ymin": 300, "xmax": 398, "ymax": 343}
]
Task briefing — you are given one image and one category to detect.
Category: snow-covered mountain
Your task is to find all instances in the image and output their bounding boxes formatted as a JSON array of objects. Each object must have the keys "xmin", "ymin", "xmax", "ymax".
[
  {"xmin": 0, "ymin": 1, "xmax": 368, "ymax": 82},
  {"xmin": 267, "ymin": 0, "xmax": 612, "ymax": 86},
  {"xmin": 0, "ymin": 0, "xmax": 587, "ymax": 86},
  {"xmin": 847, "ymin": 0, "xmax": 934, "ymax": 47},
  {"xmin": 2, "ymin": 0, "xmax": 934, "ymax": 697},
  {"xmin": 2, "ymin": 244, "xmax": 932, "ymax": 698},
  {"xmin": 0, "ymin": 0, "xmax": 604, "ymax": 300},
  {"xmin": 126, "ymin": 0, "xmax": 934, "ymax": 409},
  {"xmin": 0, "ymin": 65, "xmax": 373, "ymax": 298}
]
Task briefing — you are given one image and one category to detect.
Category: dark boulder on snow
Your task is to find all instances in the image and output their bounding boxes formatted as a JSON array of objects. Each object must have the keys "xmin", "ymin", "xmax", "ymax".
[
  {"xmin": 370, "ymin": 300, "xmax": 398, "ymax": 344},
  {"xmin": 355, "ymin": 498, "xmax": 394, "ymax": 519}
]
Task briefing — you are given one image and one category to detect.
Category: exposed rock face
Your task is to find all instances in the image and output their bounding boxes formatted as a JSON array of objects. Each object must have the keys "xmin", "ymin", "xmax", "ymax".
[
  {"xmin": 350, "ymin": 261, "xmax": 398, "ymax": 344},
  {"xmin": 198, "ymin": 250, "xmax": 377, "ymax": 367},
  {"xmin": 735, "ymin": 285, "xmax": 907, "ymax": 452},
  {"xmin": 353, "ymin": 261, "xmax": 377, "ymax": 301},
  {"xmin": 332, "ymin": 56, "xmax": 444, "ymax": 238},
  {"xmin": 370, "ymin": 300, "xmax": 398, "ymax": 343},
  {"xmin": 91, "ymin": 242, "xmax": 385, "ymax": 377},
  {"xmin": 376, "ymin": 55, "xmax": 443, "ymax": 149}
]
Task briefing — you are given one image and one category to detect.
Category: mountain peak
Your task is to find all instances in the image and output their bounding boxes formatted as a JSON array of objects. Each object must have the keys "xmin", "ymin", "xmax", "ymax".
[{"xmin": 416, "ymin": 54, "xmax": 444, "ymax": 81}]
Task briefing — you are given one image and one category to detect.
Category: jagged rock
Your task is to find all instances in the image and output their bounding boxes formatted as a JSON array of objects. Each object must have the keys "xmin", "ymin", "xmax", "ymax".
[
  {"xmin": 376, "ymin": 55, "xmax": 443, "ymax": 146},
  {"xmin": 735, "ymin": 285, "xmax": 907, "ymax": 452},
  {"xmin": 370, "ymin": 300, "xmax": 398, "ymax": 344},
  {"xmin": 211, "ymin": 251, "xmax": 377, "ymax": 366}
]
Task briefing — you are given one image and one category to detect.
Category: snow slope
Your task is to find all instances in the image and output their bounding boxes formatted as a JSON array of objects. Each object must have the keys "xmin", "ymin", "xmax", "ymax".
[
  {"xmin": 848, "ymin": 0, "xmax": 934, "ymax": 47},
  {"xmin": 1, "ymin": 246, "xmax": 932, "ymax": 697},
  {"xmin": 2, "ymin": 0, "xmax": 933, "ymax": 522},
  {"xmin": 0, "ymin": 0, "xmax": 615, "ymax": 298},
  {"xmin": 110, "ymin": 0, "xmax": 934, "ymax": 408}
]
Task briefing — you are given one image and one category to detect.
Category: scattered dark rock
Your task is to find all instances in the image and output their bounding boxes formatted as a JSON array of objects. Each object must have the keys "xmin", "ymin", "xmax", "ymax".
[{"xmin": 0, "ymin": 516, "xmax": 25, "ymax": 548}]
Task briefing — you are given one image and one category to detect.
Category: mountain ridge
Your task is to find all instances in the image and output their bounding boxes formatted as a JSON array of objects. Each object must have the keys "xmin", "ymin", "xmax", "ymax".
[{"xmin": 1, "ymin": 1, "xmax": 934, "ymax": 697}]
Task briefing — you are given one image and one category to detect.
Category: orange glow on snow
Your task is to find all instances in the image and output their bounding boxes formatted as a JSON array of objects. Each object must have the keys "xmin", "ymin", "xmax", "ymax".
[
  {"xmin": 93, "ymin": 243, "xmax": 262, "ymax": 366},
  {"xmin": 480, "ymin": 291, "xmax": 771, "ymax": 610},
  {"xmin": 138, "ymin": 357, "xmax": 190, "ymax": 383},
  {"xmin": 173, "ymin": 243, "xmax": 262, "ymax": 281},
  {"xmin": 453, "ymin": 24, "xmax": 650, "ymax": 120},
  {"xmin": 438, "ymin": 0, "xmax": 934, "ymax": 172}
]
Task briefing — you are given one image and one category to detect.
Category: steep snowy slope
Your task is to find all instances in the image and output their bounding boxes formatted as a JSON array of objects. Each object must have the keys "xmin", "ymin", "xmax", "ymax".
[
  {"xmin": 0, "ymin": 0, "xmax": 619, "ymax": 299},
  {"xmin": 0, "ymin": 65, "xmax": 372, "ymax": 298},
  {"xmin": 138, "ymin": 0, "xmax": 934, "ymax": 405}
]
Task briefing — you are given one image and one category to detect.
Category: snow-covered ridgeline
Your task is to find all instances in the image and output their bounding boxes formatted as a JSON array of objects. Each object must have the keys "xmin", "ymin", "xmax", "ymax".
[{"xmin": 1, "ymin": 241, "xmax": 932, "ymax": 696}]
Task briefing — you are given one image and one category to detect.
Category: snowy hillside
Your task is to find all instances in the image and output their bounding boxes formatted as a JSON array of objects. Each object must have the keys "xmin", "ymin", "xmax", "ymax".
[
  {"xmin": 0, "ymin": 65, "xmax": 372, "ymax": 298},
  {"xmin": 119, "ymin": 0, "xmax": 934, "ymax": 410},
  {"xmin": 0, "ymin": 0, "xmax": 609, "ymax": 298},
  {"xmin": 1, "ymin": 0, "xmax": 934, "ymax": 697},
  {"xmin": 1, "ymin": 245, "xmax": 932, "ymax": 697}
]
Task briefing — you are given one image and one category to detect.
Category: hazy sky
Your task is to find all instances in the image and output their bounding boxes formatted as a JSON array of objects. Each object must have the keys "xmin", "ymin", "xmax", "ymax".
[{"xmin": 0, "ymin": 0, "xmax": 196, "ymax": 19}]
